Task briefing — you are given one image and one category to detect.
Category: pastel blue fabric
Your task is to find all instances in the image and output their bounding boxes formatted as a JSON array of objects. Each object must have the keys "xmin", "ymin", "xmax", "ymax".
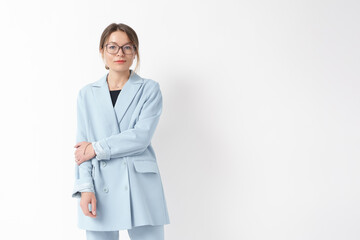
[
  {"xmin": 72, "ymin": 70, "xmax": 170, "ymax": 231},
  {"xmin": 86, "ymin": 225, "xmax": 164, "ymax": 240},
  {"xmin": 86, "ymin": 230, "xmax": 119, "ymax": 240}
]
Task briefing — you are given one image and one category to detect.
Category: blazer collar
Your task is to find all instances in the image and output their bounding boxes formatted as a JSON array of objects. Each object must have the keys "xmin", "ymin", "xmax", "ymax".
[
  {"xmin": 92, "ymin": 69, "xmax": 143, "ymax": 87},
  {"xmin": 91, "ymin": 70, "xmax": 144, "ymax": 132}
]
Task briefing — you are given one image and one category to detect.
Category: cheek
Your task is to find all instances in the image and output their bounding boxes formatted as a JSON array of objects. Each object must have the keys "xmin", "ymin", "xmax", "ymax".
[
  {"xmin": 131, "ymin": 54, "xmax": 137, "ymax": 61},
  {"xmin": 105, "ymin": 55, "xmax": 113, "ymax": 63}
]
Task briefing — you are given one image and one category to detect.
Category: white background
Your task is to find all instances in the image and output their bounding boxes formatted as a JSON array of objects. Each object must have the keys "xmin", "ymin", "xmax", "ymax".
[{"xmin": 0, "ymin": 0, "xmax": 359, "ymax": 239}]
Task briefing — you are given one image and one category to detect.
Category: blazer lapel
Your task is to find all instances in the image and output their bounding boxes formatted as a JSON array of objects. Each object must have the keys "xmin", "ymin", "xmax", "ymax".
[
  {"xmin": 92, "ymin": 70, "xmax": 143, "ymax": 133},
  {"xmin": 114, "ymin": 70, "xmax": 143, "ymax": 124}
]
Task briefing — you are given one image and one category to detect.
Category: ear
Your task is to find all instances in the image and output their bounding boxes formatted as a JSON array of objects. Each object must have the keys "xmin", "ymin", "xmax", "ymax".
[{"xmin": 99, "ymin": 49, "xmax": 104, "ymax": 58}]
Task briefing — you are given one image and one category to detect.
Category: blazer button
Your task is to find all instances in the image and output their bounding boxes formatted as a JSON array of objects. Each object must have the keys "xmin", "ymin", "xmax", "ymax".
[
  {"xmin": 124, "ymin": 186, "xmax": 128, "ymax": 191},
  {"xmin": 103, "ymin": 187, "xmax": 109, "ymax": 193},
  {"xmin": 102, "ymin": 162, "xmax": 107, "ymax": 167},
  {"xmin": 123, "ymin": 162, "xmax": 126, "ymax": 166}
]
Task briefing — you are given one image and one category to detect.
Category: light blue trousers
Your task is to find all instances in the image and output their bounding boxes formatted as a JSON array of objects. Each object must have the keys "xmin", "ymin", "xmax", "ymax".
[{"xmin": 86, "ymin": 225, "xmax": 164, "ymax": 240}]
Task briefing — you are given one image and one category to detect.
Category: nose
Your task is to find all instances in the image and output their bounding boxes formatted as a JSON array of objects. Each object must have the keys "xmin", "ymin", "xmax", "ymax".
[{"xmin": 116, "ymin": 47, "xmax": 125, "ymax": 56}]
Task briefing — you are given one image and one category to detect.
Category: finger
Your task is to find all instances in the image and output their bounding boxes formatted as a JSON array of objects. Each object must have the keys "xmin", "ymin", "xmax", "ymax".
[
  {"xmin": 80, "ymin": 201, "xmax": 96, "ymax": 218},
  {"xmin": 75, "ymin": 154, "xmax": 82, "ymax": 165},
  {"xmin": 74, "ymin": 142, "xmax": 84, "ymax": 148},
  {"xmin": 77, "ymin": 159, "xmax": 84, "ymax": 165},
  {"xmin": 77, "ymin": 154, "xmax": 90, "ymax": 165},
  {"xmin": 75, "ymin": 148, "xmax": 84, "ymax": 157},
  {"xmin": 74, "ymin": 154, "xmax": 79, "ymax": 163},
  {"xmin": 87, "ymin": 203, "xmax": 96, "ymax": 218},
  {"xmin": 85, "ymin": 209, "xmax": 96, "ymax": 218},
  {"xmin": 91, "ymin": 197, "xmax": 97, "ymax": 216},
  {"xmin": 75, "ymin": 151, "xmax": 84, "ymax": 161},
  {"xmin": 80, "ymin": 201, "xmax": 90, "ymax": 216}
]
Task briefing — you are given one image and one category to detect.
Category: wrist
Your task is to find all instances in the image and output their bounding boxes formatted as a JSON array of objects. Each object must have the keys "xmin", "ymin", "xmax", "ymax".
[
  {"xmin": 91, "ymin": 144, "xmax": 96, "ymax": 157},
  {"xmin": 84, "ymin": 142, "xmax": 96, "ymax": 158}
]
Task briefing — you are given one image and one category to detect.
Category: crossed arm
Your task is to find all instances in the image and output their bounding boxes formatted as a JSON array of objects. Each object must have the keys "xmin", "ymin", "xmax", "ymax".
[{"xmin": 72, "ymin": 82, "xmax": 163, "ymax": 197}]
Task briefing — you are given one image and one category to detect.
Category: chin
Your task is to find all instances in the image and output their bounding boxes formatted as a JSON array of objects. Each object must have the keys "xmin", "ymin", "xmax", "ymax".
[{"xmin": 111, "ymin": 66, "xmax": 130, "ymax": 72}]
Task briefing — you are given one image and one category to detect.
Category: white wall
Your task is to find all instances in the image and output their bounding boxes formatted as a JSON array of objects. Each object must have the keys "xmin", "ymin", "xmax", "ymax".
[{"xmin": 0, "ymin": 0, "xmax": 359, "ymax": 239}]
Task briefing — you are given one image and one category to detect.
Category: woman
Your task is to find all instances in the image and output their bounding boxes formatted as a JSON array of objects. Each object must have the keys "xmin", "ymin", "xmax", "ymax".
[{"xmin": 72, "ymin": 23, "xmax": 170, "ymax": 240}]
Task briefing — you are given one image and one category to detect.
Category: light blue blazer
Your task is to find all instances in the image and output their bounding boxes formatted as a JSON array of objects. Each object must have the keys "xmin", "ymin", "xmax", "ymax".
[{"xmin": 72, "ymin": 70, "xmax": 170, "ymax": 231}]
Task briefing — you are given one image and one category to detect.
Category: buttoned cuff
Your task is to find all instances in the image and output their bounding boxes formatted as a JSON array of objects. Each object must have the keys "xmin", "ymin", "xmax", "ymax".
[{"xmin": 92, "ymin": 141, "xmax": 110, "ymax": 160}]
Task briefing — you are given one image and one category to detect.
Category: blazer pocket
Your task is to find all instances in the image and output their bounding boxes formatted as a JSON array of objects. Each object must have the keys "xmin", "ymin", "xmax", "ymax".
[{"xmin": 133, "ymin": 161, "xmax": 159, "ymax": 174}]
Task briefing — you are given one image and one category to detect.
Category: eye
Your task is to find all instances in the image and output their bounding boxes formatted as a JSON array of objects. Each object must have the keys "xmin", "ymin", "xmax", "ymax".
[
  {"xmin": 124, "ymin": 45, "xmax": 132, "ymax": 50},
  {"xmin": 109, "ymin": 45, "xmax": 116, "ymax": 50}
]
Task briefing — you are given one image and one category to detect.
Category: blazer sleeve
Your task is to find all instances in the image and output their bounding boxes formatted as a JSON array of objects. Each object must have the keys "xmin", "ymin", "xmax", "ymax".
[
  {"xmin": 72, "ymin": 90, "xmax": 95, "ymax": 198},
  {"xmin": 94, "ymin": 82, "xmax": 163, "ymax": 160}
]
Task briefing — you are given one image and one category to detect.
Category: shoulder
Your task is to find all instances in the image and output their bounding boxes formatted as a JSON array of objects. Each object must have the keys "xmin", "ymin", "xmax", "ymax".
[
  {"xmin": 77, "ymin": 82, "xmax": 93, "ymax": 99},
  {"xmin": 141, "ymin": 78, "xmax": 162, "ymax": 101},
  {"xmin": 142, "ymin": 78, "xmax": 161, "ymax": 94},
  {"xmin": 143, "ymin": 78, "xmax": 159, "ymax": 87},
  {"xmin": 77, "ymin": 73, "xmax": 104, "ymax": 98}
]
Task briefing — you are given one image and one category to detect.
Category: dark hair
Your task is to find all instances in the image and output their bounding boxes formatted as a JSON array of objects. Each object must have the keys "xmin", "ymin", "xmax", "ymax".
[{"xmin": 99, "ymin": 23, "xmax": 140, "ymax": 74}]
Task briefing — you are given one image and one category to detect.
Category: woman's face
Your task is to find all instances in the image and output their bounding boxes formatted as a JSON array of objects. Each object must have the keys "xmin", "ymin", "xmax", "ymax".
[{"xmin": 100, "ymin": 30, "xmax": 136, "ymax": 73}]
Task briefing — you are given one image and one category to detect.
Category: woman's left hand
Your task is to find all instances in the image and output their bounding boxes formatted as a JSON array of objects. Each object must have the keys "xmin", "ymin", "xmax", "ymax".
[{"xmin": 74, "ymin": 141, "xmax": 96, "ymax": 165}]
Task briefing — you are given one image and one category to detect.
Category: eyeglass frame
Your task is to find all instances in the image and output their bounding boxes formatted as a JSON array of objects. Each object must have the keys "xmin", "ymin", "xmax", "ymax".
[{"xmin": 104, "ymin": 41, "xmax": 136, "ymax": 55}]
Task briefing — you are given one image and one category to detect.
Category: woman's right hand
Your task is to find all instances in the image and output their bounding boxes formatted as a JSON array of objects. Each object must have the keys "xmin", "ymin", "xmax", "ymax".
[{"xmin": 80, "ymin": 192, "xmax": 97, "ymax": 218}]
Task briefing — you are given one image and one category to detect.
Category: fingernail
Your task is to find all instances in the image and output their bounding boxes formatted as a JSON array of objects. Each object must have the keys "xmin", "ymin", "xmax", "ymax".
[{"xmin": 93, "ymin": 211, "xmax": 96, "ymax": 215}]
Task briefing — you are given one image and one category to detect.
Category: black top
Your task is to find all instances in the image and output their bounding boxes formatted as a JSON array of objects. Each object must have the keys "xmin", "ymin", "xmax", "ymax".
[{"xmin": 110, "ymin": 89, "xmax": 121, "ymax": 107}]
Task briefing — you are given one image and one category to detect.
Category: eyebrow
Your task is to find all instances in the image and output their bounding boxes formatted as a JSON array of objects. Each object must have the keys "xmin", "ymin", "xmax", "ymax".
[{"xmin": 108, "ymin": 41, "xmax": 132, "ymax": 46}]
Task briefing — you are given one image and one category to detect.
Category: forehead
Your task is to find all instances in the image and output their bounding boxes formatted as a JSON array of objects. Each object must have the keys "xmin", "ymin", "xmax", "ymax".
[{"xmin": 106, "ymin": 31, "xmax": 131, "ymax": 45}]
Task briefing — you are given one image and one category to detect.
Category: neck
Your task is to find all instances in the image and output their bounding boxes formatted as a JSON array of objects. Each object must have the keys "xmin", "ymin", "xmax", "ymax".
[{"xmin": 107, "ymin": 69, "xmax": 131, "ymax": 90}]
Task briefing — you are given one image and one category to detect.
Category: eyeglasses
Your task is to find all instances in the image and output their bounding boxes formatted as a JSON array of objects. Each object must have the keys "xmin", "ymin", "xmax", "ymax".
[{"xmin": 105, "ymin": 42, "xmax": 136, "ymax": 55}]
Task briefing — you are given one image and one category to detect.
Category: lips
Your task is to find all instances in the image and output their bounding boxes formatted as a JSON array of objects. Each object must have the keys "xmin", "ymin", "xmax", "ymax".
[{"xmin": 115, "ymin": 60, "xmax": 126, "ymax": 63}]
